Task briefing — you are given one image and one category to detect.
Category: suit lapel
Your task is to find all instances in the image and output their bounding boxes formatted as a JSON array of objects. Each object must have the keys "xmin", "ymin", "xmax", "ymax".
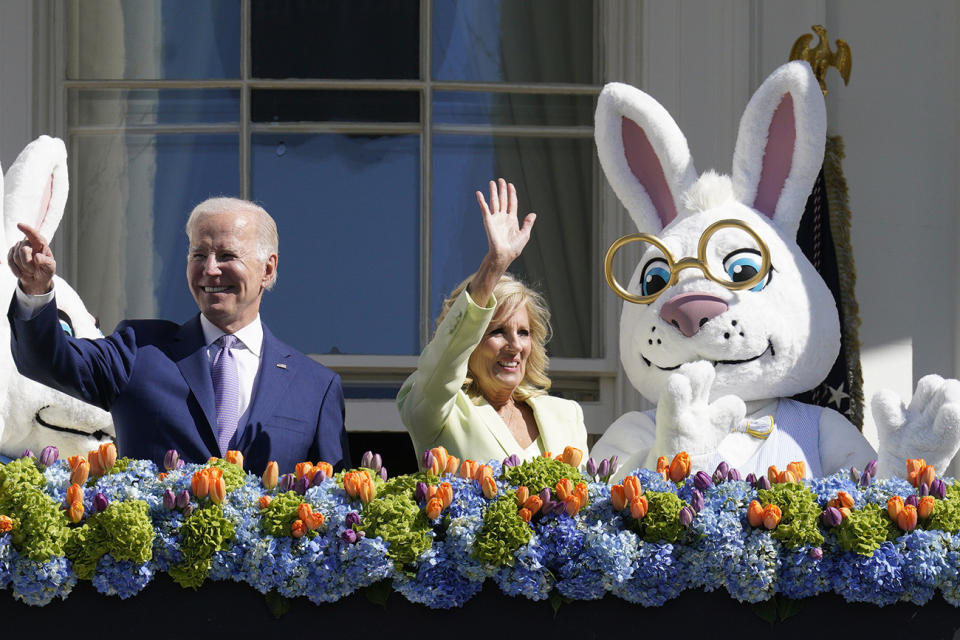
[
  {"xmin": 238, "ymin": 323, "xmax": 293, "ymax": 445},
  {"xmin": 167, "ymin": 315, "xmax": 219, "ymax": 454},
  {"xmin": 475, "ymin": 398, "xmax": 518, "ymax": 458}
]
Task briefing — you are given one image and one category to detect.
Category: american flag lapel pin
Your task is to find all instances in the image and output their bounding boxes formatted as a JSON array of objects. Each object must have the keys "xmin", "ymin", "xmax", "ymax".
[{"xmin": 276, "ymin": 363, "xmax": 287, "ymax": 369}]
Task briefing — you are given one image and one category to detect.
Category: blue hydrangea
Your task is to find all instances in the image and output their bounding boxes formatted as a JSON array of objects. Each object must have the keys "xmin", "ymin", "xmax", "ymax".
[
  {"xmin": 10, "ymin": 555, "xmax": 77, "ymax": 606},
  {"xmin": 393, "ymin": 541, "xmax": 483, "ymax": 608},
  {"xmin": 92, "ymin": 554, "xmax": 154, "ymax": 598},
  {"xmin": 493, "ymin": 533, "xmax": 552, "ymax": 600},
  {"xmin": 897, "ymin": 529, "xmax": 949, "ymax": 605},
  {"xmin": 724, "ymin": 529, "xmax": 779, "ymax": 603},
  {"xmin": 830, "ymin": 542, "xmax": 903, "ymax": 605},
  {"xmin": 630, "ymin": 468, "xmax": 676, "ymax": 494},
  {"xmin": 939, "ymin": 532, "xmax": 960, "ymax": 606},
  {"xmin": 445, "ymin": 515, "xmax": 492, "ymax": 581},
  {"xmin": 0, "ymin": 535, "xmax": 14, "ymax": 590},
  {"xmin": 612, "ymin": 541, "xmax": 684, "ymax": 606},
  {"xmin": 580, "ymin": 521, "xmax": 637, "ymax": 589},
  {"xmin": 776, "ymin": 546, "xmax": 831, "ymax": 599},
  {"xmin": 680, "ymin": 504, "xmax": 745, "ymax": 592}
]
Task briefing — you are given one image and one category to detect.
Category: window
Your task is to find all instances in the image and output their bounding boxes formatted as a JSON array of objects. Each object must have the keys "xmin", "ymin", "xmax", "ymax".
[{"xmin": 58, "ymin": 0, "xmax": 632, "ymax": 462}]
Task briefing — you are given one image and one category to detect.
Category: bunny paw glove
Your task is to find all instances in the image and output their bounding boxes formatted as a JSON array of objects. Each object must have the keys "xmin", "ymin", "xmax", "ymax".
[{"xmin": 872, "ymin": 374, "xmax": 960, "ymax": 478}]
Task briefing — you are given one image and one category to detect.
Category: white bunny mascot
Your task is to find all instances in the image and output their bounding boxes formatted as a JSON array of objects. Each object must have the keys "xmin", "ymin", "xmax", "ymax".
[
  {"xmin": 0, "ymin": 135, "xmax": 115, "ymax": 460},
  {"xmin": 591, "ymin": 61, "xmax": 960, "ymax": 481}
]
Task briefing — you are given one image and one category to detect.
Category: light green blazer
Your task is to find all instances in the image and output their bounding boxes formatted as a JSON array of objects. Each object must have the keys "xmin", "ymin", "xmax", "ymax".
[{"xmin": 397, "ymin": 289, "xmax": 589, "ymax": 464}]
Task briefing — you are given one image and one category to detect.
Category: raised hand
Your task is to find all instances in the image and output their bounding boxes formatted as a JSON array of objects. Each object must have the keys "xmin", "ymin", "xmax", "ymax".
[
  {"xmin": 468, "ymin": 178, "xmax": 536, "ymax": 306},
  {"xmin": 7, "ymin": 222, "xmax": 56, "ymax": 295},
  {"xmin": 646, "ymin": 360, "xmax": 745, "ymax": 471},
  {"xmin": 873, "ymin": 374, "xmax": 960, "ymax": 478}
]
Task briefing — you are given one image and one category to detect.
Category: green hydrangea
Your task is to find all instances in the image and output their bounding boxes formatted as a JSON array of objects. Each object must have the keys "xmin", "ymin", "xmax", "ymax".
[
  {"xmin": 377, "ymin": 472, "xmax": 434, "ymax": 499},
  {"xmin": 836, "ymin": 503, "xmax": 897, "ymax": 556},
  {"xmin": 0, "ymin": 458, "xmax": 68, "ymax": 561},
  {"xmin": 0, "ymin": 457, "xmax": 45, "ymax": 497},
  {"xmin": 207, "ymin": 458, "xmax": 247, "ymax": 492},
  {"xmin": 105, "ymin": 457, "xmax": 135, "ymax": 475},
  {"xmin": 260, "ymin": 491, "xmax": 314, "ymax": 538},
  {"xmin": 358, "ymin": 491, "xmax": 432, "ymax": 567},
  {"xmin": 169, "ymin": 504, "xmax": 235, "ymax": 588},
  {"xmin": 638, "ymin": 491, "xmax": 686, "ymax": 543},
  {"xmin": 925, "ymin": 495, "xmax": 960, "ymax": 534},
  {"xmin": 756, "ymin": 483, "xmax": 824, "ymax": 548},
  {"xmin": 473, "ymin": 496, "xmax": 531, "ymax": 567},
  {"xmin": 65, "ymin": 500, "xmax": 154, "ymax": 580},
  {"xmin": 501, "ymin": 457, "xmax": 584, "ymax": 494}
]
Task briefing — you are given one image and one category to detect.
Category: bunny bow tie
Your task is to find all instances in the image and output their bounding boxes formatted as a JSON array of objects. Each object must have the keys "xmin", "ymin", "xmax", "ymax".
[{"xmin": 733, "ymin": 415, "xmax": 775, "ymax": 439}]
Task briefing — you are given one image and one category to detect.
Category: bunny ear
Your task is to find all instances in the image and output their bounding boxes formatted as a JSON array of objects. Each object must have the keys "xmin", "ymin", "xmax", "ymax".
[
  {"xmin": 3, "ymin": 135, "xmax": 69, "ymax": 246},
  {"xmin": 595, "ymin": 82, "xmax": 697, "ymax": 233},
  {"xmin": 732, "ymin": 61, "xmax": 826, "ymax": 236}
]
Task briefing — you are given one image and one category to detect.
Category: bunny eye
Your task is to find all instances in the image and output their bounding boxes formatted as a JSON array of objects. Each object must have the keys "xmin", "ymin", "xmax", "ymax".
[
  {"xmin": 722, "ymin": 249, "xmax": 769, "ymax": 292},
  {"xmin": 639, "ymin": 258, "xmax": 670, "ymax": 298}
]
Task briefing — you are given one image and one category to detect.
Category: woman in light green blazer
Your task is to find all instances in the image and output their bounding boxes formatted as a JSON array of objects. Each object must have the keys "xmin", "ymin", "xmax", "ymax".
[{"xmin": 397, "ymin": 179, "xmax": 589, "ymax": 465}]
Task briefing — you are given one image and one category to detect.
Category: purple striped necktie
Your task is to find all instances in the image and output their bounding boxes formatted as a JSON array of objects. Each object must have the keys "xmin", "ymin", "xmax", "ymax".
[{"xmin": 212, "ymin": 334, "xmax": 240, "ymax": 456}]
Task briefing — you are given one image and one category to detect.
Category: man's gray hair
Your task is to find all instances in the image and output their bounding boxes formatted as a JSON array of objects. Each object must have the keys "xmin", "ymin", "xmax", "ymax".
[{"xmin": 185, "ymin": 197, "xmax": 279, "ymax": 289}]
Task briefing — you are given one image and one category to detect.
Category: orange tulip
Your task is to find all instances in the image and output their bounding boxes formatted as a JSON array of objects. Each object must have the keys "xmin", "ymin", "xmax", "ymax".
[
  {"xmin": 437, "ymin": 482, "xmax": 453, "ymax": 509},
  {"xmin": 656, "ymin": 456, "xmax": 670, "ymax": 480},
  {"xmin": 747, "ymin": 500, "xmax": 764, "ymax": 527},
  {"xmin": 258, "ymin": 495, "xmax": 273, "ymax": 509},
  {"xmin": 460, "ymin": 460, "xmax": 478, "ymax": 480},
  {"xmin": 225, "ymin": 450, "xmax": 244, "ymax": 467},
  {"xmin": 836, "ymin": 491, "xmax": 855, "ymax": 510},
  {"xmin": 291, "ymin": 519, "xmax": 306, "ymax": 538},
  {"xmin": 918, "ymin": 495, "xmax": 935, "ymax": 519},
  {"xmin": 610, "ymin": 485, "xmax": 627, "ymax": 511},
  {"xmin": 515, "ymin": 486, "xmax": 530, "ymax": 507},
  {"xmin": 629, "ymin": 495, "xmax": 649, "ymax": 519},
  {"xmin": 779, "ymin": 470, "xmax": 798, "ymax": 484},
  {"xmin": 295, "ymin": 462, "xmax": 315, "ymax": 482},
  {"xmin": 906, "ymin": 458, "xmax": 926, "ymax": 487},
  {"xmin": 919, "ymin": 465, "xmax": 936, "ymax": 489},
  {"xmin": 192, "ymin": 469, "xmax": 210, "ymax": 498},
  {"xmin": 561, "ymin": 446, "xmax": 583, "ymax": 468},
  {"xmin": 762, "ymin": 504, "xmax": 782, "ymax": 529},
  {"xmin": 87, "ymin": 449, "xmax": 104, "ymax": 477},
  {"xmin": 575, "ymin": 482, "xmax": 588, "ymax": 508},
  {"xmin": 343, "ymin": 471, "xmax": 362, "ymax": 498},
  {"xmin": 98, "ymin": 442, "xmax": 117, "ymax": 471},
  {"xmin": 311, "ymin": 512, "xmax": 324, "ymax": 529},
  {"xmin": 70, "ymin": 459, "xmax": 90, "ymax": 486},
  {"xmin": 522, "ymin": 496, "xmax": 543, "ymax": 516},
  {"xmin": 897, "ymin": 504, "xmax": 918, "ymax": 531},
  {"xmin": 358, "ymin": 477, "xmax": 376, "ymax": 504},
  {"xmin": 542, "ymin": 451, "xmax": 553, "ymax": 459},
  {"xmin": 564, "ymin": 495, "xmax": 581, "ymax": 517},
  {"xmin": 67, "ymin": 501, "xmax": 84, "ymax": 524},
  {"xmin": 312, "ymin": 461, "xmax": 332, "ymax": 479},
  {"xmin": 262, "ymin": 461, "xmax": 279, "ymax": 491},
  {"xmin": 0, "ymin": 515, "xmax": 13, "ymax": 533},
  {"xmin": 66, "ymin": 483, "xmax": 84, "ymax": 507},
  {"xmin": 158, "ymin": 472, "xmax": 168, "ymax": 481},
  {"xmin": 475, "ymin": 465, "xmax": 494, "ymax": 484},
  {"xmin": 838, "ymin": 507, "xmax": 851, "ymax": 520},
  {"xmin": 425, "ymin": 497, "xmax": 444, "ymax": 520},
  {"xmin": 209, "ymin": 474, "xmax": 226, "ymax": 504},
  {"xmin": 767, "ymin": 466, "xmax": 780, "ymax": 484},
  {"xmin": 669, "ymin": 452, "xmax": 691, "ymax": 482},
  {"xmin": 481, "ymin": 476, "xmax": 498, "ymax": 499},
  {"xmin": 518, "ymin": 508, "xmax": 532, "ymax": 523},
  {"xmin": 444, "ymin": 455, "xmax": 460, "ymax": 476},
  {"xmin": 786, "ymin": 461, "xmax": 805, "ymax": 480},
  {"xmin": 555, "ymin": 478, "xmax": 573, "ymax": 501},
  {"xmin": 887, "ymin": 495, "xmax": 904, "ymax": 521},
  {"xmin": 623, "ymin": 476, "xmax": 642, "ymax": 501},
  {"xmin": 298, "ymin": 503, "xmax": 314, "ymax": 524}
]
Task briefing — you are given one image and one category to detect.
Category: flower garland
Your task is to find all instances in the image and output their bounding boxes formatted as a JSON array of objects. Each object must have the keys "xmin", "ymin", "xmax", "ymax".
[{"xmin": 1, "ymin": 444, "xmax": 959, "ymax": 610}]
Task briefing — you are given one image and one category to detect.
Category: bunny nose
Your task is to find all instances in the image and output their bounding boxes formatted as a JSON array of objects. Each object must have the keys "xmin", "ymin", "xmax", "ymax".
[{"xmin": 659, "ymin": 292, "xmax": 728, "ymax": 337}]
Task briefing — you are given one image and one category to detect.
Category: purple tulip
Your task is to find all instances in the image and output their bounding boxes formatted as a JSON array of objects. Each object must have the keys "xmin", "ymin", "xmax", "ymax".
[
  {"xmin": 293, "ymin": 476, "xmax": 309, "ymax": 495},
  {"xmin": 821, "ymin": 507, "xmax": 843, "ymax": 527},
  {"xmin": 372, "ymin": 454, "xmax": 383, "ymax": 473},
  {"xmin": 422, "ymin": 450, "xmax": 435, "ymax": 471},
  {"xmin": 163, "ymin": 449, "xmax": 180, "ymax": 472},
  {"xmin": 859, "ymin": 471, "xmax": 872, "ymax": 487},
  {"xmin": 586, "ymin": 458, "xmax": 598, "ymax": 477},
  {"xmin": 345, "ymin": 511, "xmax": 361, "ymax": 528},
  {"xmin": 932, "ymin": 478, "xmax": 947, "ymax": 500},
  {"xmin": 38, "ymin": 445, "xmax": 59, "ymax": 468},
  {"xmin": 919, "ymin": 482, "xmax": 930, "ymax": 497},
  {"xmin": 849, "ymin": 466, "xmax": 861, "ymax": 484},
  {"xmin": 727, "ymin": 469, "xmax": 741, "ymax": 482},
  {"xmin": 174, "ymin": 490, "xmax": 190, "ymax": 510},
  {"xmin": 608, "ymin": 456, "xmax": 620, "ymax": 475},
  {"xmin": 808, "ymin": 547, "xmax": 823, "ymax": 560},
  {"xmin": 712, "ymin": 462, "xmax": 729, "ymax": 485},
  {"xmin": 311, "ymin": 470, "xmax": 328, "ymax": 487},
  {"xmin": 278, "ymin": 473, "xmax": 295, "ymax": 492},
  {"xmin": 678, "ymin": 506, "xmax": 694, "ymax": 526},
  {"xmin": 163, "ymin": 489, "xmax": 176, "ymax": 510},
  {"xmin": 415, "ymin": 482, "xmax": 428, "ymax": 503},
  {"xmin": 176, "ymin": 459, "xmax": 185, "ymax": 470},
  {"xmin": 745, "ymin": 473, "xmax": 757, "ymax": 487},
  {"xmin": 502, "ymin": 454, "xmax": 520, "ymax": 468},
  {"xmin": 20, "ymin": 449, "xmax": 34, "ymax": 459},
  {"xmin": 597, "ymin": 459, "xmax": 610, "ymax": 479},
  {"xmin": 690, "ymin": 488, "xmax": 704, "ymax": 513},
  {"xmin": 379, "ymin": 467, "xmax": 388, "ymax": 482},
  {"xmin": 905, "ymin": 494, "xmax": 919, "ymax": 508},
  {"xmin": 182, "ymin": 503, "xmax": 195, "ymax": 518},
  {"xmin": 539, "ymin": 488, "xmax": 552, "ymax": 505},
  {"xmin": 863, "ymin": 460, "xmax": 878, "ymax": 478},
  {"xmin": 93, "ymin": 493, "xmax": 109, "ymax": 513},
  {"xmin": 756, "ymin": 476, "xmax": 771, "ymax": 491},
  {"xmin": 340, "ymin": 529, "xmax": 357, "ymax": 544},
  {"xmin": 693, "ymin": 471, "xmax": 712, "ymax": 492},
  {"xmin": 360, "ymin": 451, "xmax": 374, "ymax": 469},
  {"xmin": 540, "ymin": 500, "xmax": 559, "ymax": 517}
]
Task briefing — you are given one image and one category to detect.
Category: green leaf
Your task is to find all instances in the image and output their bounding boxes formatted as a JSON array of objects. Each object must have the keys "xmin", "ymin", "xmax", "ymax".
[
  {"xmin": 264, "ymin": 591, "xmax": 292, "ymax": 619},
  {"xmin": 364, "ymin": 578, "xmax": 393, "ymax": 607},
  {"xmin": 750, "ymin": 598, "xmax": 778, "ymax": 624}
]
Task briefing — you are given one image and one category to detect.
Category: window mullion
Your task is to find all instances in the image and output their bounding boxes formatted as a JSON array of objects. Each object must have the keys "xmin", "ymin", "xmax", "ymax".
[
  {"xmin": 240, "ymin": 0, "xmax": 251, "ymax": 200},
  {"xmin": 419, "ymin": 0, "xmax": 432, "ymax": 350}
]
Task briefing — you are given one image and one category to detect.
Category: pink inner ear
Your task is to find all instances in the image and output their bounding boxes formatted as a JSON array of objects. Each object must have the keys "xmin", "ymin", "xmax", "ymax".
[
  {"xmin": 36, "ymin": 173, "xmax": 54, "ymax": 230},
  {"xmin": 622, "ymin": 116, "xmax": 677, "ymax": 227},
  {"xmin": 753, "ymin": 94, "xmax": 795, "ymax": 218}
]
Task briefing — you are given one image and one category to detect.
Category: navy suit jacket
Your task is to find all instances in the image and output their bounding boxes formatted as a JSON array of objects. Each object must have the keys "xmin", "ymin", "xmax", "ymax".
[{"xmin": 8, "ymin": 298, "xmax": 349, "ymax": 475}]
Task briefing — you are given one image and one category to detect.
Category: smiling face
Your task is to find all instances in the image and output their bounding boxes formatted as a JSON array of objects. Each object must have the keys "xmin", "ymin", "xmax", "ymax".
[
  {"xmin": 468, "ymin": 303, "xmax": 532, "ymax": 404},
  {"xmin": 186, "ymin": 210, "xmax": 277, "ymax": 333}
]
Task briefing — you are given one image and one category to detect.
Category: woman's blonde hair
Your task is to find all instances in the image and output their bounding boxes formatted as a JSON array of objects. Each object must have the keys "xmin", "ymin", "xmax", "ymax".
[{"xmin": 435, "ymin": 273, "xmax": 552, "ymax": 402}]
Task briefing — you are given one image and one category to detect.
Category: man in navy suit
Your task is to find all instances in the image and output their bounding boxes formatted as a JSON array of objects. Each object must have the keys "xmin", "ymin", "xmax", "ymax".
[{"xmin": 7, "ymin": 197, "xmax": 349, "ymax": 474}]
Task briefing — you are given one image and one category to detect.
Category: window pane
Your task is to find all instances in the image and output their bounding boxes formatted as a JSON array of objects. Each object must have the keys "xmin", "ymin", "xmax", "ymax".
[
  {"xmin": 252, "ymin": 90, "xmax": 419, "ymax": 124},
  {"xmin": 432, "ymin": 0, "xmax": 594, "ymax": 83},
  {"xmin": 72, "ymin": 134, "xmax": 240, "ymax": 332},
  {"xmin": 431, "ymin": 135, "xmax": 595, "ymax": 358},
  {"xmin": 69, "ymin": 90, "xmax": 240, "ymax": 127},
  {"xmin": 66, "ymin": 0, "xmax": 240, "ymax": 80},
  {"xmin": 252, "ymin": 1, "xmax": 419, "ymax": 80},
  {"xmin": 433, "ymin": 91, "xmax": 594, "ymax": 127},
  {"xmin": 251, "ymin": 134, "xmax": 420, "ymax": 356}
]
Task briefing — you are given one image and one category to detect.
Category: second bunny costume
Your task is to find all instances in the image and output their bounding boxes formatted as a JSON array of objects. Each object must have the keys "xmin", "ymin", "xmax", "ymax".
[{"xmin": 590, "ymin": 61, "xmax": 960, "ymax": 480}]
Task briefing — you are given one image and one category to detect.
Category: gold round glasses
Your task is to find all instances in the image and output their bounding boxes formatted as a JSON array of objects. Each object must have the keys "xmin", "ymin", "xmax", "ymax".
[{"xmin": 603, "ymin": 219, "xmax": 771, "ymax": 305}]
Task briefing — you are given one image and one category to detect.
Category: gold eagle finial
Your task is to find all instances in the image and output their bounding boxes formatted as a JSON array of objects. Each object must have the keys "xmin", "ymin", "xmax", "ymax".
[{"xmin": 789, "ymin": 25, "xmax": 851, "ymax": 95}]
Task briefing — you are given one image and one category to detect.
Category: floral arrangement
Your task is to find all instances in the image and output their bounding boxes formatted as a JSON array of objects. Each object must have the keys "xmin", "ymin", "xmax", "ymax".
[{"xmin": 1, "ymin": 443, "xmax": 960, "ymax": 611}]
